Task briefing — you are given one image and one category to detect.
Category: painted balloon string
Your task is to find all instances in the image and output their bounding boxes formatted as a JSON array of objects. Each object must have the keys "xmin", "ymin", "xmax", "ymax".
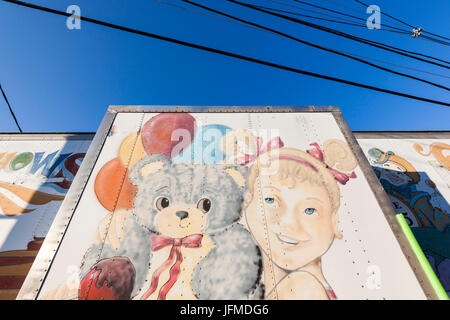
[{"xmin": 236, "ymin": 136, "xmax": 284, "ymax": 166}]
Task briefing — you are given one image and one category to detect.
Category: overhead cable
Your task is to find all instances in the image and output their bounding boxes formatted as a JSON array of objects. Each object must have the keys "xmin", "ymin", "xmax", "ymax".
[{"xmin": 3, "ymin": 0, "xmax": 449, "ymax": 107}]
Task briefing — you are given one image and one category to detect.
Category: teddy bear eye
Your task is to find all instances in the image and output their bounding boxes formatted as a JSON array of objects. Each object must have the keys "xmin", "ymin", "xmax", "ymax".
[
  {"xmin": 197, "ymin": 198, "xmax": 211, "ymax": 213},
  {"xmin": 155, "ymin": 197, "xmax": 170, "ymax": 211}
]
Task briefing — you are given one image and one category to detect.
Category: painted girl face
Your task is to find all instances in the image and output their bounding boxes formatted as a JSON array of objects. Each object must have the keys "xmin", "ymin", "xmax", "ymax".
[{"xmin": 245, "ymin": 174, "xmax": 336, "ymax": 271}]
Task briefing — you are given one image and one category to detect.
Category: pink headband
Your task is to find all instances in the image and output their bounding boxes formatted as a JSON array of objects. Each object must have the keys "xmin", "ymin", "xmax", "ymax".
[{"xmin": 268, "ymin": 143, "xmax": 356, "ymax": 185}]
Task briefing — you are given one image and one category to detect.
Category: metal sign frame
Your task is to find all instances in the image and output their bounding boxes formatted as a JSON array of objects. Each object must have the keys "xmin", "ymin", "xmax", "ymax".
[
  {"xmin": 17, "ymin": 106, "xmax": 438, "ymax": 300},
  {"xmin": 354, "ymin": 131, "xmax": 450, "ymax": 139}
]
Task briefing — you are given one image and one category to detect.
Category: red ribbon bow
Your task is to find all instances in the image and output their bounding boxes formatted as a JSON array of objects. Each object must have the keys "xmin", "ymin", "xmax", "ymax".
[
  {"xmin": 237, "ymin": 136, "xmax": 284, "ymax": 166},
  {"xmin": 307, "ymin": 143, "xmax": 356, "ymax": 185},
  {"xmin": 141, "ymin": 234, "xmax": 203, "ymax": 300}
]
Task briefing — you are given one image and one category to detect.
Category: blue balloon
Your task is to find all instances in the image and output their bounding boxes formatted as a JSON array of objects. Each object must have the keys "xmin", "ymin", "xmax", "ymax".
[{"xmin": 173, "ymin": 124, "xmax": 231, "ymax": 164}]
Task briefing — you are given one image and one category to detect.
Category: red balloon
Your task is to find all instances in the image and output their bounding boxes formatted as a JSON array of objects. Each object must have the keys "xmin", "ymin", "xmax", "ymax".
[
  {"xmin": 79, "ymin": 258, "xmax": 135, "ymax": 300},
  {"xmin": 79, "ymin": 268, "xmax": 116, "ymax": 300},
  {"xmin": 141, "ymin": 113, "xmax": 196, "ymax": 157}
]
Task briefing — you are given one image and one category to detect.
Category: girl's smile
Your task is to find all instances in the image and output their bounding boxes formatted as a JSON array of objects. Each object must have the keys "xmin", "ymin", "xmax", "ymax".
[
  {"xmin": 246, "ymin": 175, "xmax": 337, "ymax": 271},
  {"xmin": 276, "ymin": 233, "xmax": 300, "ymax": 246},
  {"xmin": 243, "ymin": 144, "xmax": 355, "ymax": 299}
]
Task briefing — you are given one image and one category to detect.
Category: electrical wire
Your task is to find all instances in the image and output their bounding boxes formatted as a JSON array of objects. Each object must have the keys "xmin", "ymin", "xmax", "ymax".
[
  {"xmin": 152, "ymin": 0, "xmax": 274, "ymax": 34},
  {"xmin": 324, "ymin": 0, "xmax": 369, "ymax": 16},
  {"xmin": 263, "ymin": 1, "xmax": 450, "ymax": 46},
  {"xmin": 0, "ymin": 83, "xmax": 23, "ymax": 133},
  {"xmin": 290, "ymin": 0, "xmax": 370, "ymax": 22},
  {"xmin": 265, "ymin": 1, "xmax": 450, "ymax": 47},
  {"xmin": 3, "ymin": 0, "xmax": 449, "ymax": 107},
  {"xmin": 253, "ymin": 1, "xmax": 450, "ymax": 62},
  {"xmin": 272, "ymin": 0, "xmax": 410, "ymax": 34},
  {"xmin": 256, "ymin": 4, "xmax": 375, "ymax": 29},
  {"xmin": 311, "ymin": 0, "xmax": 450, "ymax": 45},
  {"xmin": 156, "ymin": 0, "xmax": 449, "ymax": 80},
  {"xmin": 267, "ymin": 0, "xmax": 369, "ymax": 24},
  {"xmin": 335, "ymin": 54, "xmax": 450, "ymax": 80},
  {"xmin": 229, "ymin": 0, "xmax": 450, "ymax": 68},
  {"xmin": 352, "ymin": 0, "xmax": 414, "ymax": 28},
  {"xmin": 255, "ymin": 3, "xmax": 411, "ymax": 35},
  {"xmin": 421, "ymin": 34, "xmax": 450, "ymax": 47},
  {"xmin": 352, "ymin": 0, "xmax": 450, "ymax": 42},
  {"xmin": 182, "ymin": 0, "xmax": 449, "ymax": 90},
  {"xmin": 423, "ymin": 30, "xmax": 450, "ymax": 42}
]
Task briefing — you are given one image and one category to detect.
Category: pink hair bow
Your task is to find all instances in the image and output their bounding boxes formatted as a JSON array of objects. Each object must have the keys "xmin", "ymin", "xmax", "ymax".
[
  {"xmin": 307, "ymin": 143, "xmax": 357, "ymax": 185},
  {"xmin": 237, "ymin": 136, "xmax": 284, "ymax": 166}
]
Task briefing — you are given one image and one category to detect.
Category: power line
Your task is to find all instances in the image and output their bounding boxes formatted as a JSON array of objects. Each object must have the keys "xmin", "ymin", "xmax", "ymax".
[
  {"xmin": 336, "ymin": 53, "xmax": 450, "ymax": 80},
  {"xmin": 423, "ymin": 30, "xmax": 450, "ymax": 42},
  {"xmin": 421, "ymin": 34, "xmax": 450, "ymax": 47},
  {"xmin": 290, "ymin": 0, "xmax": 369, "ymax": 23},
  {"xmin": 152, "ymin": 0, "xmax": 273, "ymax": 34},
  {"xmin": 324, "ymin": 0, "xmax": 368, "ymax": 16},
  {"xmin": 255, "ymin": 3, "xmax": 411, "ymax": 35},
  {"xmin": 242, "ymin": 1, "xmax": 450, "ymax": 64},
  {"xmin": 0, "ymin": 83, "xmax": 23, "ymax": 133},
  {"xmin": 267, "ymin": 0, "xmax": 370, "ymax": 26},
  {"xmin": 255, "ymin": 4, "xmax": 376, "ymax": 29},
  {"xmin": 352, "ymin": 0, "xmax": 414, "ymax": 28},
  {"xmin": 274, "ymin": 0, "xmax": 410, "ymax": 34},
  {"xmin": 3, "ymin": 0, "xmax": 449, "ymax": 107},
  {"xmin": 264, "ymin": 1, "xmax": 450, "ymax": 46},
  {"xmin": 327, "ymin": 0, "xmax": 449, "ymax": 42},
  {"xmin": 157, "ymin": 0, "xmax": 449, "ymax": 80},
  {"xmin": 352, "ymin": 0, "xmax": 450, "ymax": 42},
  {"xmin": 229, "ymin": 0, "xmax": 450, "ymax": 68},
  {"xmin": 182, "ymin": 0, "xmax": 449, "ymax": 91}
]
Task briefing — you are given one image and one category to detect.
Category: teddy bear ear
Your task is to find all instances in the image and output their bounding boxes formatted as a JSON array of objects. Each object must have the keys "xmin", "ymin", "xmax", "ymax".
[
  {"xmin": 223, "ymin": 166, "xmax": 248, "ymax": 188},
  {"xmin": 129, "ymin": 154, "xmax": 170, "ymax": 186}
]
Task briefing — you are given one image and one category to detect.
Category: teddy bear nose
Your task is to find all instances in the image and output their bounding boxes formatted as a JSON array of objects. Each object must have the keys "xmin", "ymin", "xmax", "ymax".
[{"xmin": 176, "ymin": 211, "xmax": 189, "ymax": 220}]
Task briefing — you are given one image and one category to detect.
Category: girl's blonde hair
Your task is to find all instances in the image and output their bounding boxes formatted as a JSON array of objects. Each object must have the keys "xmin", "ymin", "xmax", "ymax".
[{"xmin": 247, "ymin": 140, "xmax": 356, "ymax": 213}]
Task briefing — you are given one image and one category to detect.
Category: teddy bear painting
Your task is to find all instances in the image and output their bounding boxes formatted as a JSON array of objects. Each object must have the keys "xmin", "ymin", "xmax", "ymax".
[
  {"xmin": 78, "ymin": 154, "xmax": 264, "ymax": 300},
  {"xmin": 33, "ymin": 111, "xmax": 434, "ymax": 301}
]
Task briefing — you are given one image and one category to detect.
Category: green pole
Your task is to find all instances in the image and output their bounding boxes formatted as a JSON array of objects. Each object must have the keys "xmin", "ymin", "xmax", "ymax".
[{"xmin": 396, "ymin": 214, "xmax": 449, "ymax": 300}]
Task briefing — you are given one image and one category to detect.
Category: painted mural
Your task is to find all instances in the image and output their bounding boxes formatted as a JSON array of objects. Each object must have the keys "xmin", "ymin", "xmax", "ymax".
[
  {"xmin": 241, "ymin": 141, "xmax": 357, "ymax": 299},
  {"xmin": 0, "ymin": 150, "xmax": 84, "ymax": 216},
  {"xmin": 34, "ymin": 111, "xmax": 430, "ymax": 300},
  {"xmin": 0, "ymin": 136, "xmax": 91, "ymax": 299},
  {"xmin": 358, "ymin": 137, "xmax": 450, "ymax": 295}
]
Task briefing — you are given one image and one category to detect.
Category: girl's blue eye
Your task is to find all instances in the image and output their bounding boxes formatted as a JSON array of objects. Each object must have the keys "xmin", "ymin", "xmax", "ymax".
[
  {"xmin": 265, "ymin": 197, "xmax": 275, "ymax": 204},
  {"xmin": 304, "ymin": 208, "xmax": 316, "ymax": 215}
]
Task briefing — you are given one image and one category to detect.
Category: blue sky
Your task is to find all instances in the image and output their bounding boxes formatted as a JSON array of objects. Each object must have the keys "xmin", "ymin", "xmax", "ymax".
[{"xmin": 0, "ymin": 0, "xmax": 448, "ymax": 132}]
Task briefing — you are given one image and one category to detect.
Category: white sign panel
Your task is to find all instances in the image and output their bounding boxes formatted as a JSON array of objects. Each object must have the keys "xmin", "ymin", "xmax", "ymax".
[
  {"xmin": 357, "ymin": 133, "xmax": 450, "ymax": 296},
  {"xmin": 0, "ymin": 134, "xmax": 92, "ymax": 299},
  {"xmin": 18, "ymin": 107, "xmax": 433, "ymax": 300}
]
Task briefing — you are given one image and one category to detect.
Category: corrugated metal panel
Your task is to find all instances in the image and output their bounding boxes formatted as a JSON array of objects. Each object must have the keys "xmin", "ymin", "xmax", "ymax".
[
  {"xmin": 357, "ymin": 132, "xmax": 450, "ymax": 297},
  {"xmin": 0, "ymin": 133, "xmax": 93, "ymax": 299}
]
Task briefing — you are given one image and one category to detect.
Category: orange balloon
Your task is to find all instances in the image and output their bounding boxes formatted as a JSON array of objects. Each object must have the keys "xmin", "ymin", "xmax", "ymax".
[{"xmin": 95, "ymin": 158, "xmax": 137, "ymax": 211}]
